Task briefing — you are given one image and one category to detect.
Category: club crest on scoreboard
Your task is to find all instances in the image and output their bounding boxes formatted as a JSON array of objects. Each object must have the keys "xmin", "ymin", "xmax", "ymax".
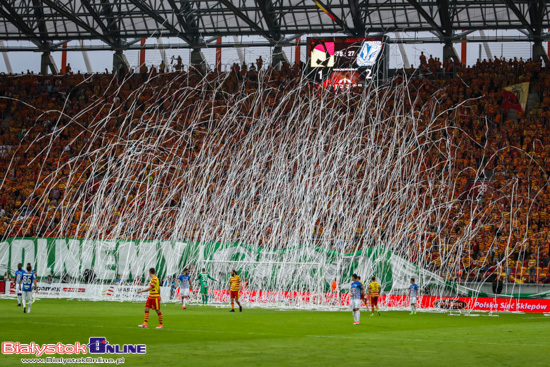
[
  {"xmin": 356, "ymin": 41, "xmax": 382, "ymax": 67},
  {"xmin": 310, "ymin": 42, "xmax": 335, "ymax": 68}
]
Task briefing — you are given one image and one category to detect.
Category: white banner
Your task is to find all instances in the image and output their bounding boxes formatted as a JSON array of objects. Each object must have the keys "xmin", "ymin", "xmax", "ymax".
[{"xmin": 4, "ymin": 281, "xmax": 172, "ymax": 301}]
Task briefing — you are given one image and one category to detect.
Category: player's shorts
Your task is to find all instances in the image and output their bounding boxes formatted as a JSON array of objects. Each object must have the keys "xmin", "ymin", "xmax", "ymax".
[
  {"xmin": 410, "ymin": 297, "xmax": 417, "ymax": 305},
  {"xmin": 230, "ymin": 290, "xmax": 239, "ymax": 299},
  {"xmin": 349, "ymin": 299, "xmax": 361, "ymax": 309},
  {"xmin": 145, "ymin": 297, "xmax": 161, "ymax": 310},
  {"xmin": 180, "ymin": 288, "xmax": 190, "ymax": 297},
  {"xmin": 200, "ymin": 285, "xmax": 208, "ymax": 294},
  {"xmin": 371, "ymin": 296, "xmax": 379, "ymax": 306},
  {"xmin": 22, "ymin": 291, "xmax": 33, "ymax": 301}
]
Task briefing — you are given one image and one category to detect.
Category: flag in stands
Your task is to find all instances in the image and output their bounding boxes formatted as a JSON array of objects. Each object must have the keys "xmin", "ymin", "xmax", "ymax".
[{"xmin": 502, "ymin": 82, "xmax": 529, "ymax": 112}]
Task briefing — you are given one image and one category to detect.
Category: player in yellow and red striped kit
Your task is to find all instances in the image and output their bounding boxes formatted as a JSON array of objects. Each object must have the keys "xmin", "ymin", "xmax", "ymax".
[
  {"xmin": 229, "ymin": 270, "xmax": 243, "ymax": 312},
  {"xmin": 137, "ymin": 268, "xmax": 164, "ymax": 329}
]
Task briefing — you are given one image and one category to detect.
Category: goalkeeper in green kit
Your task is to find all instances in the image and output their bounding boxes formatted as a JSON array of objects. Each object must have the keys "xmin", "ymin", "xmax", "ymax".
[{"xmin": 197, "ymin": 268, "xmax": 217, "ymax": 305}]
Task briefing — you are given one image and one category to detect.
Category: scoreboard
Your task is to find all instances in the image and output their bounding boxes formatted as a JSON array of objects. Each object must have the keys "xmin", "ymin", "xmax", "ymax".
[{"xmin": 307, "ymin": 36, "xmax": 388, "ymax": 89}]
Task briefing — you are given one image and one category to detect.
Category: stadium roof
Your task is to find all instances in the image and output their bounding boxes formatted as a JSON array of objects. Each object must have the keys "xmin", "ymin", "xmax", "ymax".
[{"xmin": 0, "ymin": 0, "xmax": 549, "ymax": 51}]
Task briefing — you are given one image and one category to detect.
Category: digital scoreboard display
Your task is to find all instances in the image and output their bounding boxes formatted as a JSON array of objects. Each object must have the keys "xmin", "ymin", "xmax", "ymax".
[{"xmin": 307, "ymin": 37, "xmax": 388, "ymax": 89}]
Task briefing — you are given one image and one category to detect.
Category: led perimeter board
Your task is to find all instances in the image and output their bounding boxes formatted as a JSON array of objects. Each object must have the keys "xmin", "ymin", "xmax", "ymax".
[{"xmin": 307, "ymin": 36, "xmax": 388, "ymax": 88}]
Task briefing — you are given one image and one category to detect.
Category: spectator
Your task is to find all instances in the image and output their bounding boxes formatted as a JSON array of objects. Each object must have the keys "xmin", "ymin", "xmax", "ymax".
[{"xmin": 492, "ymin": 273, "xmax": 504, "ymax": 294}]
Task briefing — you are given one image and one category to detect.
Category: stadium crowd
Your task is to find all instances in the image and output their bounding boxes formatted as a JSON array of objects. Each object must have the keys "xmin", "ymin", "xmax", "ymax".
[{"xmin": 1, "ymin": 55, "xmax": 550, "ymax": 284}]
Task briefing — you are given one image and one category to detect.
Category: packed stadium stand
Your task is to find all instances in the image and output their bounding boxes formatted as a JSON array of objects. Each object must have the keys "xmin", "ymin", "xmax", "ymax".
[{"xmin": 1, "ymin": 55, "xmax": 550, "ymax": 284}]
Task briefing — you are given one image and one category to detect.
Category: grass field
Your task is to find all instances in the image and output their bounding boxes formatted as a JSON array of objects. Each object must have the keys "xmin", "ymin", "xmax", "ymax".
[{"xmin": 0, "ymin": 298, "xmax": 548, "ymax": 366}]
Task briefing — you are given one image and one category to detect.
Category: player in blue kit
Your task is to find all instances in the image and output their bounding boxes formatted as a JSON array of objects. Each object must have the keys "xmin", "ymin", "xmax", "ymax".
[
  {"xmin": 349, "ymin": 274, "xmax": 365, "ymax": 325},
  {"xmin": 15, "ymin": 263, "xmax": 24, "ymax": 307},
  {"xmin": 18, "ymin": 263, "xmax": 37, "ymax": 314},
  {"xmin": 175, "ymin": 269, "xmax": 192, "ymax": 309},
  {"xmin": 409, "ymin": 278, "xmax": 419, "ymax": 315}
]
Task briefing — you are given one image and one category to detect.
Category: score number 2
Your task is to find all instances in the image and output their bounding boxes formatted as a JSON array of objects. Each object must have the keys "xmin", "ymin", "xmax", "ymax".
[
  {"xmin": 365, "ymin": 69, "xmax": 373, "ymax": 79},
  {"xmin": 318, "ymin": 69, "xmax": 373, "ymax": 80}
]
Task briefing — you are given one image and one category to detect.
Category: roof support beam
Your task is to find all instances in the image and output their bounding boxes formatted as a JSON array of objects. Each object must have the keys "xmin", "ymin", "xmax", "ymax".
[
  {"xmin": 406, "ymin": 0, "xmax": 446, "ymax": 40},
  {"xmin": 0, "ymin": 2, "xmax": 47, "ymax": 49},
  {"xmin": 313, "ymin": 0, "xmax": 355, "ymax": 36},
  {"xmin": 42, "ymin": 0, "xmax": 116, "ymax": 47},
  {"xmin": 126, "ymin": 0, "xmax": 194, "ymax": 45},
  {"xmin": 528, "ymin": 0, "xmax": 549, "ymax": 62},
  {"xmin": 503, "ymin": 0, "xmax": 535, "ymax": 38},
  {"xmin": 348, "ymin": 0, "xmax": 365, "ymax": 36},
  {"xmin": 3, "ymin": 34, "xmax": 550, "ymax": 53},
  {"xmin": 31, "ymin": 0, "xmax": 48, "ymax": 40},
  {"xmin": 81, "ymin": 0, "xmax": 117, "ymax": 45},
  {"xmin": 219, "ymin": 0, "xmax": 272, "ymax": 41},
  {"xmin": 101, "ymin": 0, "xmax": 118, "ymax": 35},
  {"xmin": 454, "ymin": 29, "xmax": 476, "ymax": 38},
  {"xmin": 166, "ymin": 0, "xmax": 201, "ymax": 45},
  {"xmin": 256, "ymin": 0, "xmax": 281, "ymax": 41},
  {"xmin": 528, "ymin": 0, "xmax": 545, "ymax": 39},
  {"xmin": 437, "ymin": 0, "xmax": 453, "ymax": 39},
  {"xmin": 0, "ymin": 40, "xmax": 13, "ymax": 74}
]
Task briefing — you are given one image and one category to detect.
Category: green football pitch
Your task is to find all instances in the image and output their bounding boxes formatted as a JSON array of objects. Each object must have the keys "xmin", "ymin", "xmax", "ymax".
[{"xmin": 1, "ymin": 298, "xmax": 548, "ymax": 367}]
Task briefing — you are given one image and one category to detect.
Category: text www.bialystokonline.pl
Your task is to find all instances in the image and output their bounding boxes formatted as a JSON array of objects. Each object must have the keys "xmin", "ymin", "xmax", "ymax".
[{"xmin": 20, "ymin": 357, "xmax": 125, "ymax": 364}]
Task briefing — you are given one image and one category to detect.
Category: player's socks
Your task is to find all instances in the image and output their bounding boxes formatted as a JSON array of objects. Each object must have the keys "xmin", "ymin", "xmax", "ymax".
[
  {"xmin": 17, "ymin": 295, "xmax": 22, "ymax": 306},
  {"xmin": 157, "ymin": 312, "xmax": 163, "ymax": 325},
  {"xmin": 239, "ymin": 305, "xmax": 242, "ymax": 312},
  {"xmin": 356, "ymin": 311, "xmax": 361, "ymax": 323},
  {"xmin": 27, "ymin": 302, "xmax": 32, "ymax": 313},
  {"xmin": 23, "ymin": 306, "xmax": 26, "ymax": 313},
  {"xmin": 143, "ymin": 310, "xmax": 150, "ymax": 325}
]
